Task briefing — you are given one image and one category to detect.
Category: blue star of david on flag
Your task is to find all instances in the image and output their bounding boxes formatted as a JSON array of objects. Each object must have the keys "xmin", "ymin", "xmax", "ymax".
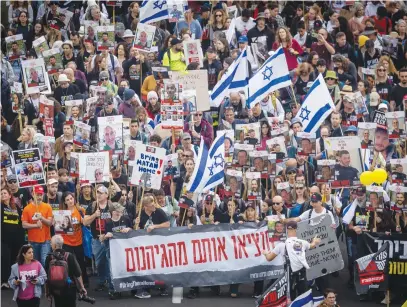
[
  {"xmin": 299, "ymin": 106, "xmax": 311, "ymax": 121},
  {"xmin": 213, "ymin": 153, "xmax": 225, "ymax": 168},
  {"xmin": 262, "ymin": 66, "xmax": 273, "ymax": 81},
  {"xmin": 153, "ymin": 0, "xmax": 166, "ymax": 10}
]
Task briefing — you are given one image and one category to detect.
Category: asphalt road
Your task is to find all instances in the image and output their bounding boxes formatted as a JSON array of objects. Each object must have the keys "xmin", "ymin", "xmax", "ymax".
[{"xmin": 2, "ymin": 238, "xmax": 405, "ymax": 307}]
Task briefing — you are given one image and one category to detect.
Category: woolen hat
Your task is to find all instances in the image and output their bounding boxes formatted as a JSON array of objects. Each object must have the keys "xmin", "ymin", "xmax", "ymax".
[
  {"xmin": 123, "ymin": 88, "xmax": 136, "ymax": 101},
  {"xmin": 170, "ymin": 38, "xmax": 182, "ymax": 46}
]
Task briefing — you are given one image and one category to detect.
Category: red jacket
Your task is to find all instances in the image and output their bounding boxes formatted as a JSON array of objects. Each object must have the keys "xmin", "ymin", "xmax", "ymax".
[{"xmin": 272, "ymin": 39, "xmax": 303, "ymax": 71}]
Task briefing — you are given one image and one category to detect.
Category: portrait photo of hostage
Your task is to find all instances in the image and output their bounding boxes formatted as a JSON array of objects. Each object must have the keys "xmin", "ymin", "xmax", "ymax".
[
  {"xmin": 235, "ymin": 123, "xmax": 260, "ymax": 145},
  {"xmin": 94, "ymin": 168, "xmax": 105, "ymax": 183},
  {"xmin": 386, "ymin": 111, "xmax": 405, "ymax": 139},
  {"xmin": 233, "ymin": 144, "xmax": 254, "ymax": 168},
  {"xmin": 316, "ymin": 160, "xmax": 336, "ymax": 182},
  {"xmin": 133, "ymin": 23, "xmax": 155, "ymax": 52},
  {"xmin": 43, "ymin": 48, "xmax": 63, "ymax": 74},
  {"xmin": 163, "ymin": 82, "xmax": 180, "ymax": 101},
  {"xmin": 296, "ymin": 132, "xmax": 316, "ymax": 156},
  {"xmin": 366, "ymin": 186, "xmax": 384, "ymax": 213},
  {"xmin": 5, "ymin": 34, "xmax": 26, "ymax": 60},
  {"xmin": 53, "ymin": 211, "xmax": 74, "ymax": 235},
  {"xmin": 391, "ymin": 191, "xmax": 407, "ymax": 212},
  {"xmin": 225, "ymin": 169, "xmax": 243, "ymax": 198},
  {"xmin": 98, "ymin": 115, "xmax": 124, "ymax": 153},
  {"xmin": 249, "ymin": 153, "xmax": 267, "ymax": 172},
  {"xmin": 266, "ymin": 136, "xmax": 287, "ymax": 160},
  {"xmin": 96, "ymin": 25, "xmax": 115, "ymax": 51},
  {"xmin": 25, "ymin": 66, "xmax": 45, "ymax": 87},
  {"xmin": 39, "ymin": 98, "xmax": 54, "ymax": 120},
  {"xmin": 390, "ymin": 159, "xmax": 407, "ymax": 183},
  {"xmin": 358, "ymin": 122, "xmax": 376, "ymax": 148},
  {"xmin": 333, "ymin": 150, "xmax": 361, "ymax": 186},
  {"xmin": 374, "ymin": 127, "xmax": 393, "ymax": 162},
  {"xmin": 246, "ymin": 172, "xmax": 262, "ymax": 200},
  {"xmin": 37, "ymin": 136, "xmax": 56, "ymax": 163},
  {"xmin": 102, "ymin": 125, "xmax": 120, "ymax": 151}
]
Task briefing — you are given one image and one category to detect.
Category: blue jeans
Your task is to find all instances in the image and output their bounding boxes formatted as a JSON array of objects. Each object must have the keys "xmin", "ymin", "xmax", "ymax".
[
  {"xmin": 29, "ymin": 241, "xmax": 50, "ymax": 267},
  {"xmin": 92, "ymin": 238, "xmax": 110, "ymax": 286},
  {"xmin": 346, "ymin": 237, "xmax": 357, "ymax": 280}
]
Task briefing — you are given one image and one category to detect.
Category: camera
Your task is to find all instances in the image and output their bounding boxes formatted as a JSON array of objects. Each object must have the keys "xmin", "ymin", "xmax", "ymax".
[{"xmin": 78, "ymin": 293, "xmax": 96, "ymax": 305}]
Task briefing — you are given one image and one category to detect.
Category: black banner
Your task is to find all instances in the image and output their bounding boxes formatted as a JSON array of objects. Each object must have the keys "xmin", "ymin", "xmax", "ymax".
[
  {"xmin": 357, "ymin": 233, "xmax": 407, "ymax": 290},
  {"xmin": 256, "ymin": 274, "xmax": 288, "ymax": 307},
  {"xmin": 354, "ymin": 241, "xmax": 389, "ymax": 295}
]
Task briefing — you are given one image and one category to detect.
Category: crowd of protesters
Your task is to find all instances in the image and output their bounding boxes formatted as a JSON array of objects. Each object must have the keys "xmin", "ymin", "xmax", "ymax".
[{"xmin": 1, "ymin": 1, "xmax": 407, "ymax": 307}]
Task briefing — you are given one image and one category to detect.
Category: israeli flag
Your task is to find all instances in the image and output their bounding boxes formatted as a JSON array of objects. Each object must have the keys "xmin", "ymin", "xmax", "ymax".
[
  {"xmin": 246, "ymin": 47, "xmax": 291, "ymax": 109},
  {"xmin": 140, "ymin": 0, "xmax": 168, "ymax": 24},
  {"xmin": 342, "ymin": 199, "xmax": 357, "ymax": 224},
  {"xmin": 187, "ymin": 134, "xmax": 225, "ymax": 193},
  {"xmin": 289, "ymin": 289, "xmax": 314, "ymax": 307},
  {"xmin": 295, "ymin": 74, "xmax": 336, "ymax": 133},
  {"xmin": 210, "ymin": 48, "xmax": 249, "ymax": 107}
]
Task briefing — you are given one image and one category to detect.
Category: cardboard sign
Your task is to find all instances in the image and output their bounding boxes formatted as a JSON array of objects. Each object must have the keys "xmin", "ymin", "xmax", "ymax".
[
  {"xmin": 78, "ymin": 152, "xmax": 110, "ymax": 184},
  {"xmin": 297, "ymin": 214, "xmax": 344, "ymax": 280}
]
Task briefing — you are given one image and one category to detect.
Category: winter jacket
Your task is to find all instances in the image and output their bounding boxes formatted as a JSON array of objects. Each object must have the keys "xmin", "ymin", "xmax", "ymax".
[
  {"xmin": 9, "ymin": 261, "xmax": 47, "ymax": 301},
  {"xmin": 183, "ymin": 118, "xmax": 214, "ymax": 148}
]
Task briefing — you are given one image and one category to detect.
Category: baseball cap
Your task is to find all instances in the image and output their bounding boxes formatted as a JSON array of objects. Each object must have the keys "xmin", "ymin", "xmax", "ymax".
[
  {"xmin": 246, "ymin": 201, "xmax": 256, "ymax": 210},
  {"xmin": 378, "ymin": 103, "xmax": 388, "ymax": 110},
  {"xmin": 97, "ymin": 185, "xmax": 108, "ymax": 194},
  {"xmin": 286, "ymin": 220, "xmax": 298, "ymax": 230},
  {"xmin": 182, "ymin": 132, "xmax": 191, "ymax": 140},
  {"xmin": 204, "ymin": 194, "xmax": 214, "ymax": 202},
  {"xmin": 314, "ymin": 20, "xmax": 323, "ymax": 29},
  {"xmin": 80, "ymin": 182, "xmax": 92, "ymax": 188},
  {"xmin": 200, "ymin": 5, "xmax": 210, "ymax": 13},
  {"xmin": 238, "ymin": 36, "xmax": 248, "ymax": 44},
  {"xmin": 310, "ymin": 193, "xmax": 322, "ymax": 202},
  {"xmin": 344, "ymin": 125, "xmax": 357, "ymax": 134},
  {"xmin": 354, "ymin": 186, "xmax": 366, "ymax": 196},
  {"xmin": 7, "ymin": 174, "xmax": 17, "ymax": 182},
  {"xmin": 33, "ymin": 185, "xmax": 45, "ymax": 195},
  {"xmin": 47, "ymin": 178, "xmax": 58, "ymax": 186},
  {"xmin": 286, "ymin": 166, "xmax": 297, "ymax": 174},
  {"xmin": 170, "ymin": 38, "xmax": 182, "ymax": 46},
  {"xmin": 206, "ymin": 46, "xmax": 215, "ymax": 53}
]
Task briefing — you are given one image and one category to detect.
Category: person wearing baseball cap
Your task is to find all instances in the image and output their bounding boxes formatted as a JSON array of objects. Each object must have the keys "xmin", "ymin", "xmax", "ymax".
[
  {"xmin": 21, "ymin": 185, "xmax": 53, "ymax": 266},
  {"xmin": 247, "ymin": 12, "xmax": 275, "ymax": 53},
  {"xmin": 162, "ymin": 37, "xmax": 186, "ymax": 72},
  {"xmin": 61, "ymin": 39, "xmax": 85, "ymax": 72},
  {"xmin": 263, "ymin": 217, "xmax": 321, "ymax": 299},
  {"xmin": 6, "ymin": 174, "xmax": 31, "ymax": 208},
  {"xmin": 78, "ymin": 182, "xmax": 94, "ymax": 210},
  {"xmin": 83, "ymin": 184, "xmax": 114, "ymax": 293},
  {"xmin": 44, "ymin": 178, "xmax": 61, "ymax": 210},
  {"xmin": 197, "ymin": 194, "xmax": 223, "ymax": 226}
]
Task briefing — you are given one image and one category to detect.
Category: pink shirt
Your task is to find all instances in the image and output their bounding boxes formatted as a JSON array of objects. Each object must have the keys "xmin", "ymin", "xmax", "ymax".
[
  {"xmin": 18, "ymin": 261, "xmax": 41, "ymax": 300},
  {"xmin": 272, "ymin": 39, "xmax": 303, "ymax": 71}
]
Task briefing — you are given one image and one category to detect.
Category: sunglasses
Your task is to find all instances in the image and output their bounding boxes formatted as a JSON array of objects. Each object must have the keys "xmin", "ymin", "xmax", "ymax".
[
  {"xmin": 183, "ymin": 154, "xmax": 192, "ymax": 157},
  {"xmin": 100, "ymin": 77, "xmax": 108, "ymax": 81},
  {"xmin": 195, "ymin": 114, "xmax": 203, "ymax": 117},
  {"xmin": 377, "ymin": 69, "xmax": 386, "ymax": 72},
  {"xmin": 326, "ymin": 78, "xmax": 335, "ymax": 81},
  {"xmin": 8, "ymin": 180, "xmax": 17, "ymax": 184},
  {"xmin": 287, "ymin": 171, "xmax": 296, "ymax": 175},
  {"xmin": 216, "ymin": 14, "xmax": 222, "ymax": 17},
  {"xmin": 296, "ymin": 187, "xmax": 304, "ymax": 190}
]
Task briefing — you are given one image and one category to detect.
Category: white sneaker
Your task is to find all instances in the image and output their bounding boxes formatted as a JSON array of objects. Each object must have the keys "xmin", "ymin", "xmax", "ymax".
[{"xmin": 134, "ymin": 291, "xmax": 151, "ymax": 299}]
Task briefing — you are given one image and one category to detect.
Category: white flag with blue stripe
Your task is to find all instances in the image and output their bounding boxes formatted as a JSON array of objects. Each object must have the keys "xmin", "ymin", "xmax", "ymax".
[
  {"xmin": 289, "ymin": 289, "xmax": 315, "ymax": 307},
  {"xmin": 295, "ymin": 74, "xmax": 335, "ymax": 133},
  {"xmin": 187, "ymin": 133, "xmax": 225, "ymax": 192},
  {"xmin": 210, "ymin": 48, "xmax": 249, "ymax": 107},
  {"xmin": 139, "ymin": 0, "xmax": 168, "ymax": 24},
  {"xmin": 246, "ymin": 47, "xmax": 291, "ymax": 109},
  {"xmin": 342, "ymin": 199, "xmax": 357, "ymax": 224}
]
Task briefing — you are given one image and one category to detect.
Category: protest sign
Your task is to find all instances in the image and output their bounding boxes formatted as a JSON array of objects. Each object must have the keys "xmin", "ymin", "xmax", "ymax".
[
  {"xmin": 124, "ymin": 140, "xmax": 141, "ymax": 164},
  {"xmin": 170, "ymin": 70, "xmax": 210, "ymax": 112},
  {"xmin": 78, "ymin": 152, "xmax": 110, "ymax": 184},
  {"xmin": 53, "ymin": 210, "xmax": 74, "ymax": 235},
  {"xmin": 39, "ymin": 95, "xmax": 54, "ymax": 121},
  {"xmin": 98, "ymin": 115, "xmax": 123, "ymax": 153},
  {"xmin": 296, "ymin": 132, "xmax": 316, "ymax": 156},
  {"xmin": 297, "ymin": 214, "xmax": 344, "ymax": 280},
  {"xmin": 152, "ymin": 67, "xmax": 169, "ymax": 81},
  {"xmin": 389, "ymin": 185, "xmax": 407, "ymax": 212},
  {"xmin": 11, "ymin": 82, "xmax": 23, "ymax": 94},
  {"xmin": 183, "ymin": 39, "xmax": 203, "ymax": 68},
  {"xmin": 167, "ymin": 0, "xmax": 186, "ymax": 22},
  {"xmin": 225, "ymin": 169, "xmax": 243, "ymax": 198},
  {"xmin": 372, "ymin": 110, "xmax": 387, "ymax": 129},
  {"xmin": 21, "ymin": 58, "xmax": 51, "ymax": 94},
  {"xmin": 163, "ymin": 154, "xmax": 180, "ymax": 180},
  {"xmin": 316, "ymin": 159, "xmax": 336, "ymax": 183},
  {"xmin": 83, "ymin": 21, "xmax": 98, "ymax": 42},
  {"xmin": 382, "ymin": 35, "xmax": 398, "ymax": 59},
  {"xmin": 233, "ymin": 143, "xmax": 254, "ymax": 168},
  {"xmin": 246, "ymin": 172, "xmax": 262, "ymax": 200},
  {"xmin": 56, "ymin": 8, "xmax": 74, "ymax": 30},
  {"xmin": 324, "ymin": 136, "xmax": 362, "ymax": 188},
  {"xmin": 85, "ymin": 96, "xmax": 98, "ymax": 119},
  {"xmin": 249, "ymin": 151, "xmax": 268, "ymax": 174},
  {"xmin": 42, "ymin": 48, "xmax": 63, "ymax": 75},
  {"xmin": 5, "ymin": 34, "xmax": 26, "ymax": 60},
  {"xmin": 235, "ymin": 123, "xmax": 261, "ymax": 145},
  {"xmin": 12, "ymin": 148, "xmax": 45, "ymax": 188},
  {"xmin": 96, "ymin": 25, "xmax": 115, "ymax": 51},
  {"xmin": 73, "ymin": 122, "xmax": 91, "ymax": 149},
  {"xmin": 65, "ymin": 99, "xmax": 83, "ymax": 122},
  {"xmin": 130, "ymin": 144, "xmax": 166, "ymax": 190},
  {"xmin": 37, "ymin": 135, "xmax": 56, "ymax": 164},
  {"xmin": 354, "ymin": 241, "xmax": 389, "ymax": 295},
  {"xmin": 357, "ymin": 232, "xmax": 407, "ymax": 290},
  {"xmin": 1, "ymin": 144, "xmax": 12, "ymax": 169},
  {"xmin": 32, "ymin": 36, "xmax": 49, "ymax": 58},
  {"xmin": 358, "ymin": 122, "xmax": 376, "ymax": 149},
  {"xmin": 44, "ymin": 118, "xmax": 54, "ymax": 136},
  {"xmin": 256, "ymin": 274, "xmax": 287, "ymax": 307},
  {"xmin": 110, "ymin": 223, "xmax": 284, "ymax": 291},
  {"xmin": 266, "ymin": 136, "xmax": 287, "ymax": 160},
  {"xmin": 386, "ymin": 111, "xmax": 405, "ymax": 139},
  {"xmin": 267, "ymin": 216, "xmax": 286, "ymax": 245},
  {"xmin": 133, "ymin": 23, "xmax": 156, "ymax": 52},
  {"xmin": 366, "ymin": 185, "xmax": 384, "ymax": 212}
]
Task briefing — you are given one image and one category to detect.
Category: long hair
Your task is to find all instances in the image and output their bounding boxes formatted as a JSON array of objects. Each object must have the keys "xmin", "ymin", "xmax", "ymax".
[
  {"xmin": 291, "ymin": 184, "xmax": 310, "ymax": 203},
  {"xmin": 275, "ymin": 27, "xmax": 293, "ymax": 46},
  {"xmin": 17, "ymin": 126, "xmax": 36, "ymax": 143},
  {"xmin": 379, "ymin": 55, "xmax": 398, "ymax": 75},
  {"xmin": 16, "ymin": 244, "xmax": 35, "ymax": 265},
  {"xmin": 1, "ymin": 187, "xmax": 16, "ymax": 210},
  {"xmin": 295, "ymin": 62, "xmax": 312, "ymax": 77},
  {"xmin": 11, "ymin": 0, "xmax": 28, "ymax": 9},
  {"xmin": 303, "ymin": 4, "xmax": 322, "ymax": 31},
  {"xmin": 115, "ymin": 42, "xmax": 129, "ymax": 59},
  {"xmin": 209, "ymin": 9, "xmax": 227, "ymax": 28},
  {"xmin": 60, "ymin": 191, "xmax": 79, "ymax": 210}
]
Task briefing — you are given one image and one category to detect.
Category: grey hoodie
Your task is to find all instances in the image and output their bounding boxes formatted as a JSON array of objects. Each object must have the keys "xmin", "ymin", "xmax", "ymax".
[{"xmin": 8, "ymin": 262, "xmax": 47, "ymax": 301}]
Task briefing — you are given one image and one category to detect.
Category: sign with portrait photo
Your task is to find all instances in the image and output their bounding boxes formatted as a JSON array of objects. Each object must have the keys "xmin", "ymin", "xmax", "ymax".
[
  {"xmin": 98, "ymin": 116, "xmax": 123, "ymax": 153},
  {"xmin": 83, "ymin": 21, "xmax": 98, "ymax": 42},
  {"xmin": 37, "ymin": 135, "xmax": 56, "ymax": 164},
  {"xmin": 124, "ymin": 140, "xmax": 141, "ymax": 164},
  {"xmin": 225, "ymin": 169, "xmax": 243, "ymax": 199},
  {"xmin": 42, "ymin": 48, "xmax": 63, "ymax": 74},
  {"xmin": 386, "ymin": 111, "xmax": 405, "ymax": 139},
  {"xmin": 354, "ymin": 91, "xmax": 369, "ymax": 119},
  {"xmin": 78, "ymin": 152, "xmax": 110, "ymax": 184},
  {"xmin": 12, "ymin": 148, "xmax": 45, "ymax": 188},
  {"xmin": 246, "ymin": 172, "xmax": 262, "ymax": 200},
  {"xmin": 389, "ymin": 185, "xmax": 407, "ymax": 212},
  {"xmin": 390, "ymin": 158, "xmax": 407, "ymax": 184},
  {"xmin": 167, "ymin": 0, "xmax": 186, "ymax": 22},
  {"xmin": 249, "ymin": 151, "xmax": 268, "ymax": 174},
  {"xmin": 5, "ymin": 34, "xmax": 26, "ymax": 60},
  {"xmin": 324, "ymin": 136, "xmax": 363, "ymax": 188},
  {"xmin": 235, "ymin": 123, "xmax": 260, "ymax": 145},
  {"xmin": 163, "ymin": 153, "xmax": 180, "ymax": 180},
  {"xmin": 233, "ymin": 143, "xmax": 254, "ymax": 168},
  {"xmin": 21, "ymin": 58, "xmax": 51, "ymax": 94},
  {"xmin": 73, "ymin": 122, "xmax": 91, "ymax": 149},
  {"xmin": 32, "ymin": 36, "xmax": 49, "ymax": 58},
  {"xmin": 366, "ymin": 185, "xmax": 384, "ymax": 213},
  {"xmin": 65, "ymin": 99, "xmax": 83, "ymax": 122},
  {"xmin": 133, "ymin": 23, "xmax": 156, "ymax": 52},
  {"xmin": 316, "ymin": 160, "xmax": 336, "ymax": 183},
  {"xmin": 53, "ymin": 210, "xmax": 73, "ymax": 235},
  {"xmin": 266, "ymin": 136, "xmax": 287, "ymax": 161},
  {"xmin": 39, "ymin": 95, "xmax": 54, "ymax": 121},
  {"xmin": 96, "ymin": 25, "xmax": 115, "ymax": 51},
  {"xmin": 358, "ymin": 122, "xmax": 376, "ymax": 149},
  {"xmin": 183, "ymin": 39, "xmax": 203, "ymax": 68},
  {"xmin": 296, "ymin": 132, "xmax": 316, "ymax": 156},
  {"xmin": 85, "ymin": 96, "xmax": 98, "ymax": 119}
]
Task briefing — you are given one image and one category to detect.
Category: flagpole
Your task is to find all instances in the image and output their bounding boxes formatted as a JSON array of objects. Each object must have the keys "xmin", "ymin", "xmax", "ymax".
[
  {"xmin": 289, "ymin": 84, "xmax": 299, "ymax": 109},
  {"xmin": 134, "ymin": 187, "xmax": 145, "ymax": 230}
]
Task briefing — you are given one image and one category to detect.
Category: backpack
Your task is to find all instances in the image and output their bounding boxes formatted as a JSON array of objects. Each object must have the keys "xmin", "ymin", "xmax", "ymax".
[{"xmin": 47, "ymin": 252, "xmax": 70, "ymax": 295}]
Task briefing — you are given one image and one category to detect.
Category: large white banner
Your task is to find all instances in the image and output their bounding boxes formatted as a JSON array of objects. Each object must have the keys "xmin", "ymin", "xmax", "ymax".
[{"xmin": 110, "ymin": 223, "xmax": 284, "ymax": 291}]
